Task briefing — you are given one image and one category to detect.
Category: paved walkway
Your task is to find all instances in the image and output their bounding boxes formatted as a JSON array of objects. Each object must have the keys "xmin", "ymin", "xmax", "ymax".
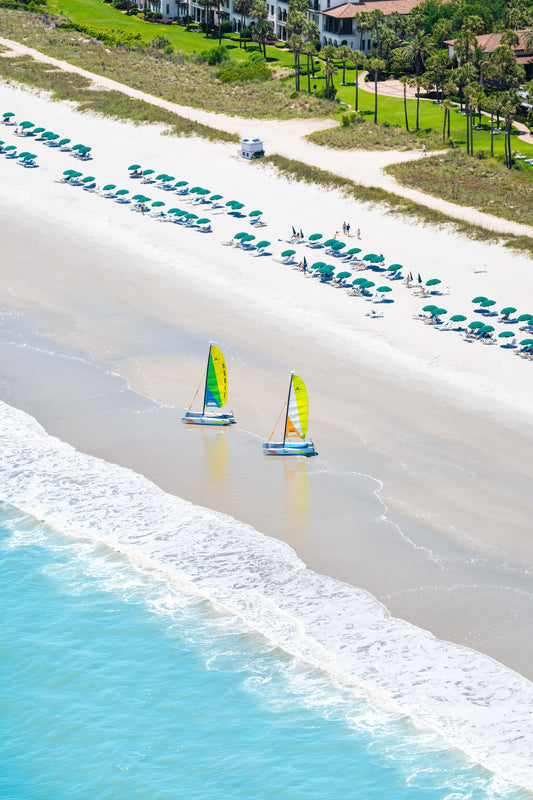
[{"xmin": 1, "ymin": 36, "xmax": 532, "ymax": 238}]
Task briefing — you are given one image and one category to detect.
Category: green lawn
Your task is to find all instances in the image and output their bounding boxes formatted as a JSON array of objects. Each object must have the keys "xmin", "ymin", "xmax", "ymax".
[
  {"xmin": 47, "ymin": 0, "xmax": 296, "ymax": 65},
  {"xmin": 323, "ymin": 69, "xmax": 533, "ymax": 160}
]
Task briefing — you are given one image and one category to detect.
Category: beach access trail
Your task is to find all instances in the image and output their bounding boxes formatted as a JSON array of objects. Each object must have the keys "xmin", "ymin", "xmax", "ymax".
[{"xmin": 1, "ymin": 35, "xmax": 531, "ymax": 238}]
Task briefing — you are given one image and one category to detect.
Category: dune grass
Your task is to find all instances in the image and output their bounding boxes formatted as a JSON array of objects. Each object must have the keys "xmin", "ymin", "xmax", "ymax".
[
  {"xmin": 263, "ymin": 154, "xmax": 533, "ymax": 258},
  {"xmin": 308, "ymin": 116, "xmax": 445, "ymax": 151},
  {"xmin": 387, "ymin": 150, "xmax": 533, "ymax": 229},
  {"xmin": 0, "ymin": 55, "xmax": 239, "ymax": 141},
  {"xmin": 0, "ymin": 9, "xmax": 330, "ymax": 119}
]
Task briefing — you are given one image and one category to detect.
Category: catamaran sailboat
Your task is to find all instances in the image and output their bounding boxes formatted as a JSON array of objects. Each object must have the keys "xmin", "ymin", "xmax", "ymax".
[
  {"xmin": 263, "ymin": 373, "xmax": 317, "ymax": 456},
  {"xmin": 182, "ymin": 344, "xmax": 236, "ymax": 426}
]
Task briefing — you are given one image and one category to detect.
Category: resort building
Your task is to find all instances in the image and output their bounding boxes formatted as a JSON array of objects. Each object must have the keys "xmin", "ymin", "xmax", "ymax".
[
  {"xmin": 445, "ymin": 30, "xmax": 533, "ymax": 79},
  {"xmin": 139, "ymin": 0, "xmax": 424, "ymax": 48}
]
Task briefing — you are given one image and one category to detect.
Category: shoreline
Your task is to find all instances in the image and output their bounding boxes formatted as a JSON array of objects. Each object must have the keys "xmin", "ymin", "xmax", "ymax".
[{"xmin": 0, "ymin": 80, "xmax": 532, "ymax": 729}]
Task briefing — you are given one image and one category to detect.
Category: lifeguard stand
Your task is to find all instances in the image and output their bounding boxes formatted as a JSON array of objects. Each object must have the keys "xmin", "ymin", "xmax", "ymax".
[{"xmin": 239, "ymin": 138, "xmax": 264, "ymax": 160}]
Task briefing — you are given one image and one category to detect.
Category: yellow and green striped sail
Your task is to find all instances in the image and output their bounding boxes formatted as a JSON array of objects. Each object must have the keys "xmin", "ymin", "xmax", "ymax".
[
  {"xmin": 285, "ymin": 374, "xmax": 309, "ymax": 440},
  {"xmin": 204, "ymin": 345, "xmax": 228, "ymax": 409}
]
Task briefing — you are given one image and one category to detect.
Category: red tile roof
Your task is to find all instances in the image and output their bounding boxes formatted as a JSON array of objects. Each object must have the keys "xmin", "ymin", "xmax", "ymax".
[
  {"xmin": 446, "ymin": 30, "xmax": 533, "ymax": 55},
  {"xmin": 323, "ymin": 0, "xmax": 426, "ymax": 18}
]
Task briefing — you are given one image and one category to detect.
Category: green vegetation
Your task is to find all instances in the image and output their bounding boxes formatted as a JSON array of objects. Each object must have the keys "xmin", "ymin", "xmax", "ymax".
[
  {"xmin": 308, "ymin": 112, "xmax": 443, "ymax": 151},
  {"xmin": 0, "ymin": 9, "xmax": 330, "ymax": 118},
  {"xmin": 387, "ymin": 149, "xmax": 533, "ymax": 228},
  {"xmin": 0, "ymin": 54, "xmax": 239, "ymax": 141},
  {"xmin": 263, "ymin": 154, "xmax": 533, "ymax": 257}
]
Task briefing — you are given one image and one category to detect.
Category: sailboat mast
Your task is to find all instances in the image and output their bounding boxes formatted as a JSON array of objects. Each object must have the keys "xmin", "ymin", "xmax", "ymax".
[
  {"xmin": 202, "ymin": 343, "xmax": 212, "ymax": 416},
  {"xmin": 282, "ymin": 373, "xmax": 293, "ymax": 446}
]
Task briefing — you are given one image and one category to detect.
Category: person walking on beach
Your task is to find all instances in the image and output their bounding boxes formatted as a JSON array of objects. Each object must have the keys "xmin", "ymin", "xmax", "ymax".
[
  {"xmin": 356, "ymin": 228, "xmax": 361, "ymax": 239},
  {"xmin": 346, "ymin": 222, "xmax": 351, "ymax": 236},
  {"xmin": 422, "ymin": 143, "xmax": 426, "ymax": 155},
  {"xmin": 342, "ymin": 221, "xmax": 347, "ymax": 235}
]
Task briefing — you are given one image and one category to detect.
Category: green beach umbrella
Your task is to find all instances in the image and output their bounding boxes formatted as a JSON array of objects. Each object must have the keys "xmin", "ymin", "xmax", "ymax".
[
  {"xmin": 377, "ymin": 286, "xmax": 392, "ymax": 292},
  {"xmin": 387, "ymin": 264, "xmax": 402, "ymax": 271},
  {"xmin": 472, "ymin": 296, "xmax": 487, "ymax": 303},
  {"xmin": 72, "ymin": 142, "xmax": 84, "ymax": 149},
  {"xmin": 190, "ymin": 186, "xmax": 203, "ymax": 192},
  {"xmin": 309, "ymin": 233, "xmax": 322, "ymax": 241},
  {"xmin": 363, "ymin": 253, "xmax": 379, "ymax": 260},
  {"xmin": 187, "ymin": 213, "xmax": 199, "ymax": 220},
  {"xmin": 143, "ymin": 169, "xmax": 155, "ymax": 176},
  {"xmin": 281, "ymin": 249, "xmax": 296, "ymax": 257},
  {"xmin": 210, "ymin": 194, "xmax": 223, "ymax": 201},
  {"xmin": 256, "ymin": 240, "xmax": 271, "ymax": 248},
  {"xmin": 81, "ymin": 176, "xmax": 95, "ymax": 183},
  {"xmin": 243, "ymin": 234, "xmax": 255, "ymax": 241},
  {"xmin": 33, "ymin": 127, "xmax": 45, "ymax": 134},
  {"xmin": 500, "ymin": 306, "xmax": 517, "ymax": 315},
  {"xmin": 128, "ymin": 164, "xmax": 141, "ymax": 170},
  {"xmin": 480, "ymin": 299, "xmax": 496, "ymax": 307},
  {"xmin": 47, "ymin": 133, "xmax": 59, "ymax": 140},
  {"xmin": 19, "ymin": 121, "xmax": 34, "ymax": 129},
  {"xmin": 234, "ymin": 232, "xmax": 249, "ymax": 239},
  {"xmin": 2, "ymin": 112, "xmax": 15, "ymax": 117},
  {"xmin": 331, "ymin": 242, "xmax": 346, "ymax": 250},
  {"xmin": 426, "ymin": 278, "xmax": 441, "ymax": 286},
  {"xmin": 115, "ymin": 189, "xmax": 129, "ymax": 196},
  {"xmin": 346, "ymin": 247, "xmax": 361, "ymax": 255},
  {"xmin": 197, "ymin": 188, "xmax": 210, "ymax": 195},
  {"xmin": 156, "ymin": 174, "xmax": 170, "ymax": 181},
  {"xmin": 352, "ymin": 277, "xmax": 367, "ymax": 285},
  {"xmin": 481, "ymin": 325, "xmax": 495, "ymax": 332},
  {"xmin": 4, "ymin": 145, "xmax": 16, "ymax": 151},
  {"xmin": 422, "ymin": 305, "xmax": 438, "ymax": 312},
  {"xmin": 450, "ymin": 314, "xmax": 467, "ymax": 322},
  {"xmin": 336, "ymin": 271, "xmax": 352, "ymax": 279},
  {"xmin": 196, "ymin": 218, "xmax": 211, "ymax": 224},
  {"xmin": 517, "ymin": 313, "xmax": 533, "ymax": 321},
  {"xmin": 152, "ymin": 201, "xmax": 165, "ymax": 207},
  {"xmin": 225, "ymin": 200, "xmax": 238, "ymax": 207},
  {"xmin": 318, "ymin": 265, "xmax": 335, "ymax": 273},
  {"xmin": 58, "ymin": 138, "xmax": 71, "ymax": 146},
  {"xmin": 520, "ymin": 339, "xmax": 533, "ymax": 346},
  {"xmin": 323, "ymin": 239, "xmax": 337, "ymax": 247},
  {"xmin": 433, "ymin": 308, "xmax": 447, "ymax": 315},
  {"xmin": 63, "ymin": 169, "xmax": 76, "ymax": 176},
  {"xmin": 104, "ymin": 184, "xmax": 117, "ymax": 191},
  {"xmin": 249, "ymin": 210, "xmax": 262, "ymax": 217},
  {"xmin": 175, "ymin": 180, "xmax": 188, "ymax": 187},
  {"xmin": 468, "ymin": 321, "xmax": 485, "ymax": 329},
  {"xmin": 231, "ymin": 202, "xmax": 245, "ymax": 210},
  {"xmin": 499, "ymin": 331, "xmax": 515, "ymax": 338},
  {"xmin": 362, "ymin": 280, "xmax": 375, "ymax": 288},
  {"xmin": 311, "ymin": 262, "xmax": 326, "ymax": 269}
]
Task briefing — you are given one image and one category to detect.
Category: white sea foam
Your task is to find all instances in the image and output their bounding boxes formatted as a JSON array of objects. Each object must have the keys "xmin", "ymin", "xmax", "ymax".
[{"xmin": 1, "ymin": 399, "xmax": 532, "ymax": 792}]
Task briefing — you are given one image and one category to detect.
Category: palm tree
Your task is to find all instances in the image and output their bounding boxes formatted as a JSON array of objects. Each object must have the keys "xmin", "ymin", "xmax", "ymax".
[
  {"xmin": 352, "ymin": 51, "xmax": 367, "ymax": 112},
  {"xmin": 302, "ymin": 41, "xmax": 316, "ymax": 93},
  {"xmin": 288, "ymin": 35, "xmax": 304, "ymax": 92},
  {"xmin": 400, "ymin": 31, "xmax": 436, "ymax": 75},
  {"xmin": 442, "ymin": 98, "xmax": 452, "ymax": 144},
  {"xmin": 366, "ymin": 9, "xmax": 385, "ymax": 56},
  {"xmin": 336, "ymin": 45, "xmax": 353, "ymax": 85},
  {"xmin": 234, "ymin": 0, "xmax": 253, "ymax": 48},
  {"xmin": 368, "ymin": 57, "xmax": 386, "ymax": 123},
  {"xmin": 399, "ymin": 75, "xmax": 412, "ymax": 132}
]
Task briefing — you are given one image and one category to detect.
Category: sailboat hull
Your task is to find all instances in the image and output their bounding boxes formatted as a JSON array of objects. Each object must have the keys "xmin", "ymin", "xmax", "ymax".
[
  {"xmin": 182, "ymin": 411, "xmax": 236, "ymax": 426},
  {"xmin": 262, "ymin": 441, "xmax": 317, "ymax": 457}
]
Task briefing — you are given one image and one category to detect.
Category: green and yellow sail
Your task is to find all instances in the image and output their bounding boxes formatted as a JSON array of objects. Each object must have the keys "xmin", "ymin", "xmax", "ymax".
[
  {"xmin": 285, "ymin": 374, "xmax": 309, "ymax": 441},
  {"xmin": 204, "ymin": 345, "xmax": 228, "ymax": 409}
]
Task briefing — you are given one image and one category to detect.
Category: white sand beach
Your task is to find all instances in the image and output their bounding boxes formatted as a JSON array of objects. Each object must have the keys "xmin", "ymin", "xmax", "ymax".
[{"xmin": 1, "ymin": 80, "xmax": 533, "ymax": 786}]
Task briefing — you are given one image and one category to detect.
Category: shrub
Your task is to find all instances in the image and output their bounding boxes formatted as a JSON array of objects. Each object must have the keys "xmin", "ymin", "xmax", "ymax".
[
  {"xmin": 112, "ymin": 0, "xmax": 130, "ymax": 9},
  {"xmin": 151, "ymin": 34, "xmax": 172, "ymax": 48},
  {"xmin": 220, "ymin": 19, "xmax": 233, "ymax": 34},
  {"xmin": 314, "ymin": 83, "xmax": 337, "ymax": 100},
  {"xmin": 198, "ymin": 44, "xmax": 229, "ymax": 65},
  {"xmin": 217, "ymin": 52, "xmax": 270, "ymax": 82},
  {"xmin": 151, "ymin": 11, "xmax": 163, "ymax": 19}
]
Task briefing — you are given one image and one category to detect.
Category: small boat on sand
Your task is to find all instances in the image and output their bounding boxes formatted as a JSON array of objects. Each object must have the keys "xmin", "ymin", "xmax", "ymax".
[
  {"xmin": 182, "ymin": 344, "xmax": 236, "ymax": 426},
  {"xmin": 263, "ymin": 373, "xmax": 317, "ymax": 456}
]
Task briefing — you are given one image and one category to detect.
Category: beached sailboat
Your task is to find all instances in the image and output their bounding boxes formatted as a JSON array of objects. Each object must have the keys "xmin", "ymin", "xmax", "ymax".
[
  {"xmin": 263, "ymin": 373, "xmax": 317, "ymax": 456},
  {"xmin": 182, "ymin": 344, "xmax": 236, "ymax": 426}
]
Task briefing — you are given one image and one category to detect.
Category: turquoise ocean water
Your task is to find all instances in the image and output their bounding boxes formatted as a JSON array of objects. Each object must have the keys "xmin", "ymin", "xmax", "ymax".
[
  {"xmin": 0, "ymin": 505, "xmax": 530, "ymax": 800},
  {"xmin": 1, "ymin": 399, "xmax": 533, "ymax": 799}
]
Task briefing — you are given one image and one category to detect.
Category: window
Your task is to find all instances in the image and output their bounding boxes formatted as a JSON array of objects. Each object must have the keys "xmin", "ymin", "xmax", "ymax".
[
  {"xmin": 361, "ymin": 39, "xmax": 365, "ymax": 50},
  {"xmin": 327, "ymin": 0, "xmax": 330, "ymax": 6},
  {"xmin": 166, "ymin": 3, "xmax": 169, "ymax": 12}
]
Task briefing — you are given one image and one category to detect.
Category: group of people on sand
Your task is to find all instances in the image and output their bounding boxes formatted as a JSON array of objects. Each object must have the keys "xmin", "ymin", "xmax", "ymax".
[{"xmin": 337, "ymin": 222, "xmax": 361, "ymax": 239}]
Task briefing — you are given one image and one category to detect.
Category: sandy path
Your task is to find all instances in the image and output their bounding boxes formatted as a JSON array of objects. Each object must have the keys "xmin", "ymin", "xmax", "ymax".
[{"xmin": 1, "ymin": 35, "xmax": 532, "ymax": 237}]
